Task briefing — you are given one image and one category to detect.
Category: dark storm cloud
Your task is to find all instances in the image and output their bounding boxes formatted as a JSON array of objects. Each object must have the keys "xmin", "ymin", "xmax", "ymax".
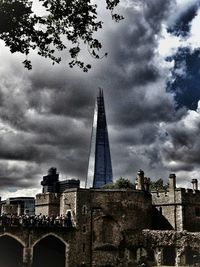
[
  {"xmin": 0, "ymin": 162, "xmax": 40, "ymax": 190},
  {"xmin": 112, "ymin": 123, "xmax": 159, "ymax": 145},
  {"xmin": 0, "ymin": 116, "xmax": 90, "ymax": 178},
  {"xmin": 108, "ymin": 87, "xmax": 178, "ymax": 128},
  {"xmin": 167, "ymin": 47, "xmax": 200, "ymax": 110},
  {"xmin": 26, "ymin": 86, "xmax": 94, "ymax": 120},
  {"xmin": 101, "ymin": 1, "xmax": 173, "ymax": 88},
  {"xmin": 0, "ymin": 70, "xmax": 92, "ymax": 183},
  {"xmin": 1, "ymin": 0, "xmax": 194, "ymax": 197},
  {"xmin": 93, "ymin": 0, "xmax": 179, "ymax": 130},
  {"xmin": 167, "ymin": 2, "xmax": 199, "ymax": 37},
  {"xmin": 160, "ymin": 104, "xmax": 200, "ymax": 174}
]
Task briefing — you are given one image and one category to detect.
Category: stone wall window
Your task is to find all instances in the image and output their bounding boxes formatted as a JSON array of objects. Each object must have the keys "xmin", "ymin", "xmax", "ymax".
[
  {"xmin": 195, "ymin": 207, "xmax": 200, "ymax": 217},
  {"xmin": 82, "ymin": 243, "xmax": 85, "ymax": 253},
  {"xmin": 82, "ymin": 225, "xmax": 86, "ymax": 233},
  {"xmin": 82, "ymin": 205, "xmax": 88, "ymax": 214}
]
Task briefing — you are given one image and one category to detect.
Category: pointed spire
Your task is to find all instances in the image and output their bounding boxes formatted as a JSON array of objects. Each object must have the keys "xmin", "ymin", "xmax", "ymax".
[{"xmin": 86, "ymin": 89, "xmax": 113, "ymax": 188}]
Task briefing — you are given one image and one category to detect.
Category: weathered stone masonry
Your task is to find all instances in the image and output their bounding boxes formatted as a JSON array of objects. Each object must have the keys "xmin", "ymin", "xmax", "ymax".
[
  {"xmin": 0, "ymin": 227, "xmax": 75, "ymax": 267},
  {"xmin": 2, "ymin": 171, "xmax": 200, "ymax": 266}
]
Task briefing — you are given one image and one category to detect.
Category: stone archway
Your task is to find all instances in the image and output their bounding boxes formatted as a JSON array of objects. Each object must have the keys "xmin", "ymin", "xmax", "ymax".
[
  {"xmin": 0, "ymin": 235, "xmax": 24, "ymax": 267},
  {"xmin": 32, "ymin": 234, "xmax": 66, "ymax": 267}
]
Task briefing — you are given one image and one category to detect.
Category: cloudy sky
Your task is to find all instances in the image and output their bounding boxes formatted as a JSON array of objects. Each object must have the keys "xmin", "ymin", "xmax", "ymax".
[{"xmin": 0, "ymin": 0, "xmax": 200, "ymax": 199}]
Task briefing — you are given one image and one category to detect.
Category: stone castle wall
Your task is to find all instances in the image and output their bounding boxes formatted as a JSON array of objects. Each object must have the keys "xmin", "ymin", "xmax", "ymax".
[
  {"xmin": 1, "ymin": 204, "xmax": 18, "ymax": 215},
  {"xmin": 75, "ymin": 189, "xmax": 152, "ymax": 267},
  {"xmin": 90, "ymin": 189, "xmax": 152, "ymax": 230},
  {"xmin": 181, "ymin": 188, "xmax": 200, "ymax": 231},
  {"xmin": 35, "ymin": 193, "xmax": 60, "ymax": 216},
  {"xmin": 59, "ymin": 188, "xmax": 152, "ymax": 229},
  {"xmin": 152, "ymin": 187, "xmax": 200, "ymax": 231},
  {"xmin": 59, "ymin": 188, "xmax": 152, "ymax": 267},
  {"xmin": 31, "ymin": 177, "xmax": 200, "ymax": 266}
]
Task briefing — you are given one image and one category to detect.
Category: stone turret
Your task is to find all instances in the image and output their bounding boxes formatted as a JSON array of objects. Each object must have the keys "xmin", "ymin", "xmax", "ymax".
[
  {"xmin": 169, "ymin": 173, "xmax": 176, "ymax": 191},
  {"xmin": 191, "ymin": 178, "xmax": 198, "ymax": 191},
  {"xmin": 136, "ymin": 169, "xmax": 144, "ymax": 190},
  {"xmin": 169, "ymin": 173, "xmax": 176, "ymax": 203}
]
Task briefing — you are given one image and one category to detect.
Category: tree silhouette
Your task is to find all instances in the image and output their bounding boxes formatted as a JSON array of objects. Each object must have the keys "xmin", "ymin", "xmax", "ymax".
[
  {"xmin": 103, "ymin": 177, "xmax": 135, "ymax": 189},
  {"xmin": 150, "ymin": 178, "xmax": 169, "ymax": 191},
  {"xmin": 0, "ymin": 0, "xmax": 123, "ymax": 71}
]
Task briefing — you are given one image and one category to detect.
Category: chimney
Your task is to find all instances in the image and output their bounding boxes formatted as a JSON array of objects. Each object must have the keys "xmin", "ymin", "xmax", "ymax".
[
  {"xmin": 168, "ymin": 174, "xmax": 176, "ymax": 203},
  {"xmin": 169, "ymin": 173, "xmax": 176, "ymax": 191},
  {"xmin": 191, "ymin": 179, "xmax": 198, "ymax": 191},
  {"xmin": 136, "ymin": 169, "xmax": 144, "ymax": 190},
  {"xmin": 144, "ymin": 177, "xmax": 150, "ymax": 192}
]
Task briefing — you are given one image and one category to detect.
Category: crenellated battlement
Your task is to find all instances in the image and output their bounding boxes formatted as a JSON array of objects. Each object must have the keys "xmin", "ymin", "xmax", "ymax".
[
  {"xmin": 35, "ymin": 193, "xmax": 60, "ymax": 212},
  {"xmin": 181, "ymin": 187, "xmax": 200, "ymax": 195},
  {"xmin": 153, "ymin": 187, "xmax": 200, "ymax": 197}
]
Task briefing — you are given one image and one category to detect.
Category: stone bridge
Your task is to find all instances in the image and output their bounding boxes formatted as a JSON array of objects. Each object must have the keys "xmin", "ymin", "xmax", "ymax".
[
  {"xmin": 0, "ymin": 226, "xmax": 76, "ymax": 267},
  {"xmin": 3, "ymin": 226, "xmax": 200, "ymax": 267}
]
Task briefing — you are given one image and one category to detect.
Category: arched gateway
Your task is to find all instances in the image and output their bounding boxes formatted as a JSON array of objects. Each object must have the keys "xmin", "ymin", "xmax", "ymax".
[
  {"xmin": 32, "ymin": 234, "xmax": 66, "ymax": 267},
  {"xmin": 0, "ymin": 234, "xmax": 24, "ymax": 267},
  {"xmin": 0, "ymin": 229, "xmax": 71, "ymax": 267}
]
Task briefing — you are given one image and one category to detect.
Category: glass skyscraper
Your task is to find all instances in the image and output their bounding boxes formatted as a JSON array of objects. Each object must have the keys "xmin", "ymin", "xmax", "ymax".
[{"xmin": 86, "ymin": 89, "xmax": 113, "ymax": 188}]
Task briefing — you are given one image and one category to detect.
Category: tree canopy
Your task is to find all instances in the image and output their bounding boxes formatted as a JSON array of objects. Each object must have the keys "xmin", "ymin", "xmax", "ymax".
[
  {"xmin": 150, "ymin": 178, "xmax": 168, "ymax": 191},
  {"xmin": 103, "ymin": 177, "xmax": 135, "ymax": 189},
  {"xmin": 0, "ymin": 0, "xmax": 123, "ymax": 71}
]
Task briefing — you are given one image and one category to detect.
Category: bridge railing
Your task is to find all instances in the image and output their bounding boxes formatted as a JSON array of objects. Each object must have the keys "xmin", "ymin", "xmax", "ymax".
[{"xmin": 0, "ymin": 214, "xmax": 73, "ymax": 228}]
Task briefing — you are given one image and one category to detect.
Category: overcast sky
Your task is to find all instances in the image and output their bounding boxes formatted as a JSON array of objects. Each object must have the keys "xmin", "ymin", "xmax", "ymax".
[{"xmin": 0, "ymin": 0, "xmax": 200, "ymax": 199}]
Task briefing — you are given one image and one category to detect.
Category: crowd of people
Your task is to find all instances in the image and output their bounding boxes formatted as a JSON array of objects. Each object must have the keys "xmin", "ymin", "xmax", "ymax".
[{"xmin": 0, "ymin": 212, "xmax": 73, "ymax": 228}]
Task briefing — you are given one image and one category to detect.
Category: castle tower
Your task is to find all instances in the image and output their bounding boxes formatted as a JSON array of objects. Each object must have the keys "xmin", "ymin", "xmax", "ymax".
[{"xmin": 86, "ymin": 89, "xmax": 113, "ymax": 188}]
